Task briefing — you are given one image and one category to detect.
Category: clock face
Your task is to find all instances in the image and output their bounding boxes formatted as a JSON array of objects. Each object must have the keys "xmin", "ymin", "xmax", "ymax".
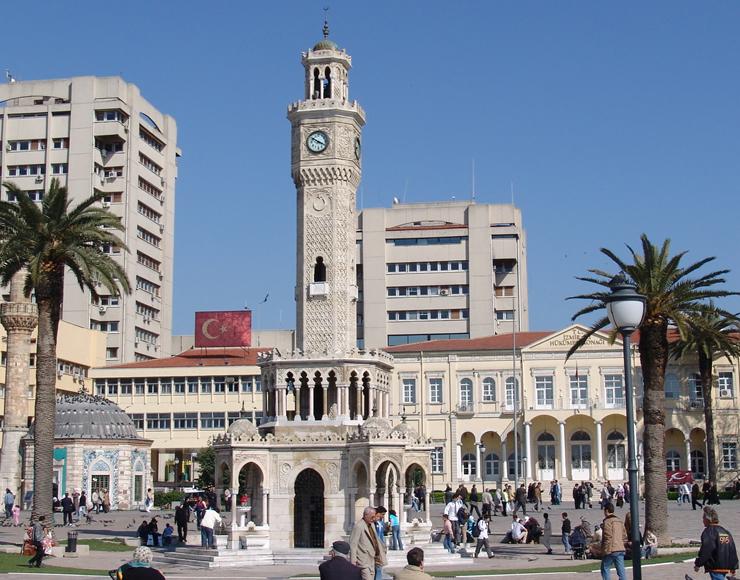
[
  {"xmin": 306, "ymin": 130, "xmax": 329, "ymax": 153},
  {"xmin": 354, "ymin": 137, "xmax": 361, "ymax": 160}
]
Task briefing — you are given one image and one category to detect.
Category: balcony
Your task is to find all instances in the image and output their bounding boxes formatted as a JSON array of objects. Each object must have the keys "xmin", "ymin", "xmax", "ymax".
[
  {"xmin": 455, "ymin": 402, "xmax": 475, "ymax": 416},
  {"xmin": 605, "ymin": 397, "xmax": 625, "ymax": 409}
]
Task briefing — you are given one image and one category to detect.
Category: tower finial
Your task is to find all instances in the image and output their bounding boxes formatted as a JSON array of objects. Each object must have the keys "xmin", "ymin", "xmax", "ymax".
[{"xmin": 322, "ymin": 6, "xmax": 330, "ymax": 38}]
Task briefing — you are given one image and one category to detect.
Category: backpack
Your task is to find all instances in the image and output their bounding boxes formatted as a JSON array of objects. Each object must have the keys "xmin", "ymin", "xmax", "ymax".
[{"xmin": 472, "ymin": 522, "xmax": 481, "ymax": 538}]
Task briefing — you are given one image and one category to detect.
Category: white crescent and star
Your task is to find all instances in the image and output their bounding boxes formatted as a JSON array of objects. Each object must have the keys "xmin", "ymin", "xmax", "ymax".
[{"xmin": 201, "ymin": 318, "xmax": 229, "ymax": 340}]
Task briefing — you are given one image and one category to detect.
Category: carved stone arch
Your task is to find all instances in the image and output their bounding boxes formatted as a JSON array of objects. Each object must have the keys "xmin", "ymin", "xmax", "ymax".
[{"xmin": 287, "ymin": 460, "xmax": 333, "ymax": 494}]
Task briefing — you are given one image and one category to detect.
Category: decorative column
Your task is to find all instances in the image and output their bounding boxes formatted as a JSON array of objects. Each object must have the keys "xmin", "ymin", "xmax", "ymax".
[
  {"xmin": 230, "ymin": 489, "xmax": 238, "ymax": 529},
  {"xmin": 596, "ymin": 421, "xmax": 604, "ymax": 478},
  {"xmin": 456, "ymin": 442, "xmax": 463, "ymax": 482},
  {"xmin": 308, "ymin": 385, "xmax": 315, "ymax": 420},
  {"xmin": 262, "ymin": 490, "xmax": 269, "ymax": 528},
  {"xmin": 348, "ymin": 490, "xmax": 356, "ymax": 527},
  {"xmin": 322, "ymin": 385, "xmax": 329, "ymax": 419},
  {"xmin": 501, "ymin": 441, "xmax": 508, "ymax": 481},
  {"xmin": 398, "ymin": 487, "xmax": 407, "ymax": 524},
  {"xmin": 424, "ymin": 489, "xmax": 432, "ymax": 523},
  {"xmin": 356, "ymin": 384, "xmax": 363, "ymax": 419},
  {"xmin": 559, "ymin": 421, "xmax": 567, "ymax": 479},
  {"xmin": 684, "ymin": 439, "xmax": 691, "ymax": 471},
  {"xmin": 524, "ymin": 422, "xmax": 532, "ymax": 480},
  {"xmin": 0, "ymin": 272, "xmax": 38, "ymax": 496}
]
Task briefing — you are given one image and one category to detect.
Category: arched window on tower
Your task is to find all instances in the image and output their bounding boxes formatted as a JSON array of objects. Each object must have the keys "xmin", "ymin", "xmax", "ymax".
[
  {"xmin": 323, "ymin": 67, "xmax": 332, "ymax": 98},
  {"xmin": 313, "ymin": 68, "xmax": 321, "ymax": 100},
  {"xmin": 314, "ymin": 257, "xmax": 326, "ymax": 282}
]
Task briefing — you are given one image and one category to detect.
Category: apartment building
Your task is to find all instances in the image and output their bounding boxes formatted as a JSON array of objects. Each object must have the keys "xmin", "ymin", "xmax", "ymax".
[
  {"xmin": 0, "ymin": 77, "xmax": 179, "ymax": 364},
  {"xmin": 356, "ymin": 201, "xmax": 528, "ymax": 349},
  {"xmin": 0, "ymin": 320, "xmax": 107, "ymax": 440}
]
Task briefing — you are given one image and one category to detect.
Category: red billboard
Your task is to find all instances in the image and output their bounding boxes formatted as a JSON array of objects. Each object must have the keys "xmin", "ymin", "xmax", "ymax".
[{"xmin": 194, "ymin": 311, "xmax": 252, "ymax": 348}]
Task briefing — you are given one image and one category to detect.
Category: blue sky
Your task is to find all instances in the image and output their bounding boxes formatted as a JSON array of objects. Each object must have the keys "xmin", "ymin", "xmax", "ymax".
[{"xmin": 5, "ymin": 1, "xmax": 740, "ymax": 335}]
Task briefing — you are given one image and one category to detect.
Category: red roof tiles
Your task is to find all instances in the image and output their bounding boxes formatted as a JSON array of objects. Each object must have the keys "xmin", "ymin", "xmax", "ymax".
[{"xmin": 106, "ymin": 347, "xmax": 270, "ymax": 369}]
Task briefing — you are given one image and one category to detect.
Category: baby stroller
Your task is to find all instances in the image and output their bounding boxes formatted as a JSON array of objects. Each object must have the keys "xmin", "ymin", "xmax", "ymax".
[{"xmin": 569, "ymin": 520, "xmax": 592, "ymax": 560}]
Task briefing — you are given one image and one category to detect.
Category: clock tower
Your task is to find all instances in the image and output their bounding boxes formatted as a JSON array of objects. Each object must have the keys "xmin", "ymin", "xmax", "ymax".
[{"xmin": 288, "ymin": 25, "xmax": 365, "ymax": 355}]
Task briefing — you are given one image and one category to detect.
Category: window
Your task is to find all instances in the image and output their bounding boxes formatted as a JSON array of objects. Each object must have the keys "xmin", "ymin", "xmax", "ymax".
[
  {"xmin": 160, "ymin": 378, "xmax": 172, "ymax": 394},
  {"xmin": 722, "ymin": 442, "xmax": 737, "ymax": 470},
  {"xmin": 135, "ymin": 327, "xmax": 159, "ymax": 346},
  {"xmin": 429, "ymin": 378, "xmax": 443, "ymax": 404},
  {"xmin": 391, "ymin": 236, "xmax": 465, "ymax": 246},
  {"xmin": 137, "ymin": 202, "xmax": 162, "ymax": 225},
  {"xmin": 604, "ymin": 374, "xmax": 624, "ymax": 407},
  {"xmin": 666, "ymin": 450, "xmax": 681, "ymax": 472},
  {"xmin": 665, "ymin": 373, "xmax": 680, "ymax": 399},
  {"xmin": 569, "ymin": 374, "xmax": 588, "ymax": 407},
  {"xmin": 431, "ymin": 447, "xmax": 444, "ymax": 473},
  {"xmin": 136, "ymin": 276, "xmax": 161, "ymax": 296},
  {"xmin": 227, "ymin": 411, "xmax": 242, "ymax": 426},
  {"xmin": 94, "ymin": 379, "xmax": 105, "ymax": 395},
  {"xmin": 387, "ymin": 261, "xmax": 468, "ymax": 273},
  {"xmin": 200, "ymin": 377, "xmax": 212, "ymax": 394},
  {"xmin": 7, "ymin": 164, "xmax": 45, "ymax": 176},
  {"xmin": 462, "ymin": 453, "xmax": 477, "ymax": 476},
  {"xmin": 254, "ymin": 378, "xmax": 262, "ymax": 392},
  {"xmin": 505, "ymin": 377, "xmax": 518, "ymax": 409},
  {"xmin": 90, "ymin": 320, "xmax": 119, "ymax": 333},
  {"xmin": 174, "ymin": 377, "xmax": 185, "ymax": 394},
  {"xmin": 718, "ymin": 372, "xmax": 734, "ymax": 398},
  {"xmin": 402, "ymin": 378, "xmax": 417, "ymax": 404},
  {"xmin": 459, "ymin": 378, "xmax": 473, "ymax": 406},
  {"xmin": 129, "ymin": 413, "xmax": 144, "ymax": 430},
  {"xmin": 571, "ymin": 431, "xmax": 592, "ymax": 469},
  {"xmin": 147, "ymin": 379, "xmax": 158, "ymax": 394},
  {"xmin": 188, "ymin": 377, "xmax": 198, "ymax": 394},
  {"xmin": 607, "ymin": 432, "xmax": 626, "ymax": 468},
  {"xmin": 214, "ymin": 376, "xmax": 226, "ymax": 393},
  {"xmin": 51, "ymin": 163, "xmax": 68, "ymax": 175},
  {"xmin": 146, "ymin": 413, "xmax": 170, "ymax": 429},
  {"xmin": 173, "ymin": 412, "xmax": 198, "ymax": 429},
  {"xmin": 95, "ymin": 109, "xmax": 128, "ymax": 123},
  {"xmin": 106, "ymin": 347, "xmax": 119, "ymax": 360},
  {"xmin": 53, "ymin": 138, "xmax": 69, "ymax": 149},
  {"xmin": 494, "ymin": 286, "xmax": 514, "ymax": 297},
  {"xmin": 200, "ymin": 412, "xmax": 225, "ymax": 429},
  {"xmin": 120, "ymin": 380, "xmax": 132, "ymax": 395},
  {"xmin": 496, "ymin": 310, "xmax": 514, "ymax": 321},
  {"xmin": 688, "ymin": 374, "xmax": 703, "ymax": 403},
  {"xmin": 241, "ymin": 376, "xmax": 253, "ymax": 393},
  {"xmin": 691, "ymin": 450, "xmax": 705, "ymax": 475},
  {"xmin": 138, "ymin": 177, "xmax": 163, "ymax": 200},
  {"xmin": 134, "ymin": 379, "xmax": 145, "ymax": 395},
  {"xmin": 107, "ymin": 381, "xmax": 118, "ymax": 395},
  {"xmin": 493, "ymin": 260, "xmax": 515, "ymax": 274},
  {"xmin": 137, "ymin": 227, "xmax": 161, "ymax": 247},
  {"xmin": 136, "ymin": 301, "xmax": 159, "ymax": 320},
  {"xmin": 535, "ymin": 375, "xmax": 554, "ymax": 408},
  {"xmin": 139, "ymin": 153, "xmax": 162, "ymax": 176},
  {"xmin": 140, "ymin": 128, "xmax": 164, "ymax": 152},
  {"xmin": 484, "ymin": 453, "xmax": 500, "ymax": 477},
  {"xmin": 482, "ymin": 377, "xmax": 496, "ymax": 402}
]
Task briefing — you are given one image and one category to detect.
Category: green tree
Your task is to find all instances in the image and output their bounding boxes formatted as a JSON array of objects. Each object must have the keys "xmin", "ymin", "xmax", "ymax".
[
  {"xmin": 567, "ymin": 234, "xmax": 736, "ymax": 541},
  {"xmin": 0, "ymin": 179, "xmax": 130, "ymax": 522},
  {"xmin": 196, "ymin": 446, "xmax": 215, "ymax": 488},
  {"xmin": 670, "ymin": 307, "xmax": 740, "ymax": 480}
]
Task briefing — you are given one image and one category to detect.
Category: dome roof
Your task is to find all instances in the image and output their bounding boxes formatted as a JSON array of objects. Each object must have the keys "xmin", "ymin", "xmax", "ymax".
[
  {"xmin": 391, "ymin": 421, "xmax": 419, "ymax": 438},
  {"xmin": 28, "ymin": 392, "xmax": 142, "ymax": 440},
  {"xmin": 313, "ymin": 38, "xmax": 338, "ymax": 51},
  {"xmin": 227, "ymin": 418, "xmax": 258, "ymax": 439}
]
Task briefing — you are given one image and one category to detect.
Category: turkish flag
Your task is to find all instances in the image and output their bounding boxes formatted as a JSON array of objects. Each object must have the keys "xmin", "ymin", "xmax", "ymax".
[{"xmin": 194, "ymin": 311, "xmax": 252, "ymax": 348}]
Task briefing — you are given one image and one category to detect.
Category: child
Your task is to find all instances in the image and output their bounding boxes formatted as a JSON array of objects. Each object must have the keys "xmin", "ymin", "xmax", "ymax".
[{"xmin": 11, "ymin": 505, "xmax": 20, "ymax": 526}]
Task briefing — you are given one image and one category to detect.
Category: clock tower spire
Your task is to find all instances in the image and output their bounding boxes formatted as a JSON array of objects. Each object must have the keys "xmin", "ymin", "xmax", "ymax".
[{"xmin": 288, "ymin": 33, "xmax": 365, "ymax": 354}]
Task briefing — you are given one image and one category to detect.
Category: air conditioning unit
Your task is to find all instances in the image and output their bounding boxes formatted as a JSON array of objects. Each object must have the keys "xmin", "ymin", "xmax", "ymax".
[
  {"xmin": 440, "ymin": 289, "xmax": 450, "ymax": 296},
  {"xmin": 160, "ymin": 177, "xmax": 166, "ymax": 186},
  {"xmin": 98, "ymin": 306, "xmax": 107, "ymax": 314},
  {"xmin": 57, "ymin": 370, "xmax": 63, "ymax": 379},
  {"xmin": 719, "ymin": 389, "xmax": 732, "ymax": 398},
  {"xmin": 134, "ymin": 340, "xmax": 139, "ymax": 347},
  {"xmin": 123, "ymin": 126, "xmax": 129, "ymax": 133},
  {"xmin": 159, "ymin": 224, "xmax": 164, "ymax": 233},
  {"xmin": 102, "ymin": 201, "xmax": 111, "ymax": 208},
  {"xmin": 5, "ymin": 144, "xmax": 11, "ymax": 152},
  {"xmin": 158, "ymin": 274, "xmax": 163, "ymax": 281},
  {"xmin": 35, "ymin": 176, "xmax": 44, "ymax": 183}
]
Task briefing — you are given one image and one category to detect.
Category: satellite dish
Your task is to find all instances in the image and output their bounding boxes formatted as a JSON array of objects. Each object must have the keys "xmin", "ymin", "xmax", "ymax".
[{"xmin": 392, "ymin": 196, "xmax": 400, "ymax": 204}]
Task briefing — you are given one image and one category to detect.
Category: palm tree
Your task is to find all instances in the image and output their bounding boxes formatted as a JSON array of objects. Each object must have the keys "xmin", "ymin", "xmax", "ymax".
[
  {"xmin": 566, "ymin": 234, "xmax": 736, "ymax": 541},
  {"xmin": 0, "ymin": 179, "xmax": 130, "ymax": 522},
  {"xmin": 670, "ymin": 307, "xmax": 740, "ymax": 480}
]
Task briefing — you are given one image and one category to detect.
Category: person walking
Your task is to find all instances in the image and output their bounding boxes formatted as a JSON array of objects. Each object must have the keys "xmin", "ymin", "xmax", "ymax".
[
  {"xmin": 561, "ymin": 512, "xmax": 572, "ymax": 554},
  {"xmin": 542, "ymin": 512, "xmax": 553, "ymax": 554},
  {"xmin": 112, "ymin": 546, "xmax": 166, "ymax": 579},
  {"xmin": 4, "ymin": 489, "xmax": 14, "ymax": 519},
  {"xmin": 145, "ymin": 488, "xmax": 154, "ymax": 512},
  {"xmin": 600, "ymin": 503, "xmax": 627, "ymax": 580},
  {"xmin": 27, "ymin": 516, "xmax": 46, "ymax": 568},
  {"xmin": 349, "ymin": 507, "xmax": 386, "ymax": 580},
  {"xmin": 175, "ymin": 502, "xmax": 189, "ymax": 543},
  {"xmin": 389, "ymin": 510, "xmax": 403, "ymax": 551},
  {"xmin": 443, "ymin": 485, "xmax": 453, "ymax": 505},
  {"xmin": 392, "ymin": 547, "xmax": 434, "ymax": 580},
  {"xmin": 442, "ymin": 514, "xmax": 455, "ymax": 554},
  {"xmin": 694, "ymin": 506, "xmax": 738, "ymax": 580},
  {"xmin": 473, "ymin": 516, "xmax": 495, "ymax": 558},
  {"xmin": 444, "ymin": 494, "xmax": 460, "ymax": 546},
  {"xmin": 533, "ymin": 483, "xmax": 542, "ymax": 512},
  {"xmin": 78, "ymin": 491, "xmax": 87, "ymax": 520},
  {"xmin": 61, "ymin": 493, "xmax": 75, "ymax": 526},
  {"xmin": 319, "ymin": 540, "xmax": 363, "ymax": 580},
  {"xmin": 692, "ymin": 483, "xmax": 703, "ymax": 511},
  {"xmin": 12, "ymin": 504, "xmax": 21, "ymax": 526},
  {"xmin": 199, "ymin": 502, "xmax": 222, "ymax": 549},
  {"xmin": 102, "ymin": 489, "xmax": 111, "ymax": 513}
]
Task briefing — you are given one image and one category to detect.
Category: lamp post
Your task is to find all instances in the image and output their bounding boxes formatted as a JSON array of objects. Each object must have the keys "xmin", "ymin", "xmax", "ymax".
[
  {"xmin": 480, "ymin": 444, "xmax": 487, "ymax": 494},
  {"xmin": 605, "ymin": 272, "xmax": 646, "ymax": 580}
]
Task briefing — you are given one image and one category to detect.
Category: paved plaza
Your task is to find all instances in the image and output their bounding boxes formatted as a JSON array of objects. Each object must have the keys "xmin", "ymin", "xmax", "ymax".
[{"xmin": 0, "ymin": 499, "xmax": 735, "ymax": 579}]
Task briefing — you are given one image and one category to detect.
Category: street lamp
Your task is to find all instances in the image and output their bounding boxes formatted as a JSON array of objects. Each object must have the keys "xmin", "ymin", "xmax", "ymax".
[
  {"xmin": 605, "ymin": 272, "xmax": 646, "ymax": 580},
  {"xmin": 480, "ymin": 444, "xmax": 487, "ymax": 495}
]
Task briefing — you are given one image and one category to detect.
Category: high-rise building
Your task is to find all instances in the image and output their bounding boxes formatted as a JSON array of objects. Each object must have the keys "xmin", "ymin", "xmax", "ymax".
[
  {"xmin": 356, "ymin": 201, "xmax": 528, "ymax": 348},
  {"xmin": 0, "ymin": 77, "xmax": 179, "ymax": 363}
]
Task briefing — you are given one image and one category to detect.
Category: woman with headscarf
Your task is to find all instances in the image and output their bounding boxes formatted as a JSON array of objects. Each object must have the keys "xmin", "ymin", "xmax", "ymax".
[{"xmin": 112, "ymin": 546, "xmax": 166, "ymax": 579}]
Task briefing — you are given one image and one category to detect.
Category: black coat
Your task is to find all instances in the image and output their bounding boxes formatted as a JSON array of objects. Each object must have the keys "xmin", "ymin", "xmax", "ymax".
[
  {"xmin": 61, "ymin": 497, "xmax": 74, "ymax": 513},
  {"xmin": 319, "ymin": 556, "xmax": 363, "ymax": 580}
]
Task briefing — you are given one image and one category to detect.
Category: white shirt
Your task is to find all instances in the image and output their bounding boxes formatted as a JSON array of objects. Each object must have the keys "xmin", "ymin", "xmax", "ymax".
[
  {"xmin": 200, "ymin": 508, "xmax": 222, "ymax": 529},
  {"xmin": 444, "ymin": 501, "xmax": 458, "ymax": 521},
  {"xmin": 511, "ymin": 521, "xmax": 526, "ymax": 540},
  {"xmin": 477, "ymin": 519, "xmax": 489, "ymax": 540}
]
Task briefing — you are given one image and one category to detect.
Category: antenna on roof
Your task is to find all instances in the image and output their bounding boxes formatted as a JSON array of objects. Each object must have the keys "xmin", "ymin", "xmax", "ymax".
[
  {"xmin": 402, "ymin": 178, "xmax": 408, "ymax": 203},
  {"xmin": 5, "ymin": 70, "xmax": 16, "ymax": 84},
  {"xmin": 510, "ymin": 180, "xmax": 515, "ymax": 205},
  {"xmin": 471, "ymin": 158, "xmax": 476, "ymax": 202}
]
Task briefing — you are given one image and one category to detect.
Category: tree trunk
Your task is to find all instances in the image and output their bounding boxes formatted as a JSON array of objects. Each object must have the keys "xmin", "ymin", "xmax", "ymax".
[
  {"xmin": 698, "ymin": 351, "xmax": 715, "ymax": 480},
  {"xmin": 31, "ymin": 282, "xmax": 62, "ymax": 523},
  {"xmin": 638, "ymin": 317, "xmax": 669, "ymax": 543}
]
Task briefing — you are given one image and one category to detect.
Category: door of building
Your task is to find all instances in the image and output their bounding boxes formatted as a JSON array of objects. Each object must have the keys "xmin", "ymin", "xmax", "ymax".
[{"xmin": 294, "ymin": 469, "xmax": 324, "ymax": 548}]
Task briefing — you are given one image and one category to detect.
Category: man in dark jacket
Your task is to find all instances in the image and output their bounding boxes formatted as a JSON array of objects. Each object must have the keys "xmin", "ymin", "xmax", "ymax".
[
  {"xmin": 514, "ymin": 484, "xmax": 527, "ymax": 516},
  {"xmin": 694, "ymin": 506, "xmax": 738, "ymax": 580},
  {"xmin": 61, "ymin": 493, "xmax": 75, "ymax": 526},
  {"xmin": 319, "ymin": 540, "xmax": 363, "ymax": 580},
  {"xmin": 175, "ymin": 503, "xmax": 189, "ymax": 543}
]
